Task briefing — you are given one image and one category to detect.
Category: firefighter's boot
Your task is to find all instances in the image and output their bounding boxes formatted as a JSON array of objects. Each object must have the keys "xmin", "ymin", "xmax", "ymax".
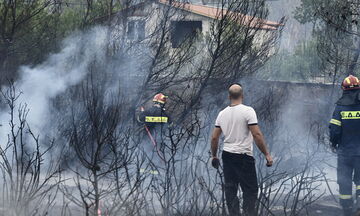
[
  {"xmin": 356, "ymin": 186, "xmax": 360, "ymax": 216},
  {"xmin": 340, "ymin": 197, "xmax": 353, "ymax": 216},
  {"xmin": 343, "ymin": 207, "xmax": 353, "ymax": 216}
]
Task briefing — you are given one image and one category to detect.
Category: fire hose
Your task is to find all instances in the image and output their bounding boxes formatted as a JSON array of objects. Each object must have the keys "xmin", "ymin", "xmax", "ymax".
[{"xmin": 144, "ymin": 125, "xmax": 165, "ymax": 163}]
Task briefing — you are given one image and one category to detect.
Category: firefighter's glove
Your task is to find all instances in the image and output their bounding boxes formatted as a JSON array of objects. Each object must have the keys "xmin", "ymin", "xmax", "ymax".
[
  {"xmin": 211, "ymin": 157, "xmax": 220, "ymax": 169},
  {"xmin": 330, "ymin": 142, "xmax": 338, "ymax": 153},
  {"xmin": 168, "ymin": 122, "xmax": 175, "ymax": 130}
]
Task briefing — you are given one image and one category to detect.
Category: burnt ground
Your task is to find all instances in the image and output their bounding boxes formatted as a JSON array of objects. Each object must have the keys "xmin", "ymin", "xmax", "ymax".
[
  {"xmin": 269, "ymin": 195, "xmax": 358, "ymax": 216},
  {"xmin": 20, "ymin": 195, "xmax": 358, "ymax": 215}
]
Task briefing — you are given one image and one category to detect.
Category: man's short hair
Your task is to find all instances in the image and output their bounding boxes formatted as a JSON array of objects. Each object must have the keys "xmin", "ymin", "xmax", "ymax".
[{"xmin": 228, "ymin": 83, "xmax": 243, "ymax": 100}]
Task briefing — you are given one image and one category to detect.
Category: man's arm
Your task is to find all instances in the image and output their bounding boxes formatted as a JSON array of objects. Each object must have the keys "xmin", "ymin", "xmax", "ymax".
[
  {"xmin": 211, "ymin": 127, "xmax": 222, "ymax": 158},
  {"xmin": 249, "ymin": 125, "xmax": 273, "ymax": 166},
  {"xmin": 329, "ymin": 106, "xmax": 342, "ymax": 150}
]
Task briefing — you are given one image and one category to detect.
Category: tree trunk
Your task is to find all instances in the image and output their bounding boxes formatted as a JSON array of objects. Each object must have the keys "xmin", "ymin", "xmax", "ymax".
[
  {"xmin": 94, "ymin": 171, "xmax": 100, "ymax": 216},
  {"xmin": 347, "ymin": 38, "xmax": 360, "ymax": 75}
]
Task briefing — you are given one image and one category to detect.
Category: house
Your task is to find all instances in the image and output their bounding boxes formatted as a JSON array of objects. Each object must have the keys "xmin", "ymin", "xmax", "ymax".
[{"xmin": 111, "ymin": 0, "xmax": 282, "ymax": 48}]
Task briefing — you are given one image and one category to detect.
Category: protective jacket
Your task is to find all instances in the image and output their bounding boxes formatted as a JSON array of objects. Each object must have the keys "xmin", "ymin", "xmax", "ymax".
[
  {"xmin": 138, "ymin": 105, "xmax": 170, "ymax": 129},
  {"xmin": 329, "ymin": 89, "xmax": 360, "ymax": 155},
  {"xmin": 138, "ymin": 105, "xmax": 170, "ymax": 163}
]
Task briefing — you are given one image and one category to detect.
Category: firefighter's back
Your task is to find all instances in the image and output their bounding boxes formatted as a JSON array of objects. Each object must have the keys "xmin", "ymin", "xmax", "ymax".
[
  {"xmin": 337, "ymin": 104, "xmax": 360, "ymax": 155},
  {"xmin": 143, "ymin": 106, "xmax": 169, "ymax": 129}
]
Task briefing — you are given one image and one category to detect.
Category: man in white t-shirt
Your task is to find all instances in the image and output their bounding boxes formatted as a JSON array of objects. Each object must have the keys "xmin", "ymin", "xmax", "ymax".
[{"xmin": 210, "ymin": 83, "xmax": 273, "ymax": 216}]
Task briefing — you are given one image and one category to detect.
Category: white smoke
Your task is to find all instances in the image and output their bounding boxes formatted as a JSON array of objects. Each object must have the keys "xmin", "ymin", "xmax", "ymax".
[{"xmin": 0, "ymin": 26, "xmax": 109, "ymax": 144}]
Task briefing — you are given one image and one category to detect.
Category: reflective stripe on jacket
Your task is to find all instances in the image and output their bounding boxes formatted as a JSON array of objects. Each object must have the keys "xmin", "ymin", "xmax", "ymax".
[
  {"xmin": 139, "ymin": 106, "xmax": 169, "ymax": 129},
  {"xmin": 329, "ymin": 104, "xmax": 360, "ymax": 155}
]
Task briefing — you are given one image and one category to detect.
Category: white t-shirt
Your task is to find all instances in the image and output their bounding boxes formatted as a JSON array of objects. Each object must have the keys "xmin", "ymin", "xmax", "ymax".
[{"xmin": 215, "ymin": 104, "xmax": 258, "ymax": 156}]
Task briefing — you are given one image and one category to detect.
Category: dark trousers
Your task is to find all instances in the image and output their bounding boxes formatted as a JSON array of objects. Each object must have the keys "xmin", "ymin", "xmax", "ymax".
[
  {"xmin": 337, "ymin": 155, "xmax": 360, "ymax": 215},
  {"xmin": 222, "ymin": 151, "xmax": 258, "ymax": 216}
]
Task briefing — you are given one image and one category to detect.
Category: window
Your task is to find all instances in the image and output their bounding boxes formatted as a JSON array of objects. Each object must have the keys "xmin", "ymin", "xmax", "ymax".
[
  {"xmin": 171, "ymin": 21, "xmax": 202, "ymax": 48},
  {"xmin": 127, "ymin": 20, "xmax": 145, "ymax": 41}
]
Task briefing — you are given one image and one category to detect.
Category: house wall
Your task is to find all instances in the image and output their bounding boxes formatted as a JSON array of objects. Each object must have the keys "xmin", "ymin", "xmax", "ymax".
[
  {"xmin": 111, "ymin": 2, "xmax": 275, "ymax": 47},
  {"xmin": 144, "ymin": 2, "xmax": 212, "ymax": 37}
]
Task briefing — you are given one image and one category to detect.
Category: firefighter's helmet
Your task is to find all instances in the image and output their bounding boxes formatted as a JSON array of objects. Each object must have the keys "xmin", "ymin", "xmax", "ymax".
[
  {"xmin": 342, "ymin": 75, "xmax": 360, "ymax": 90},
  {"xmin": 153, "ymin": 93, "xmax": 168, "ymax": 104}
]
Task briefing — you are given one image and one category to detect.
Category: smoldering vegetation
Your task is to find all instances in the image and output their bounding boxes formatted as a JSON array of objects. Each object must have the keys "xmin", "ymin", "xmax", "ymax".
[{"xmin": 0, "ymin": 0, "xmax": 348, "ymax": 216}]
